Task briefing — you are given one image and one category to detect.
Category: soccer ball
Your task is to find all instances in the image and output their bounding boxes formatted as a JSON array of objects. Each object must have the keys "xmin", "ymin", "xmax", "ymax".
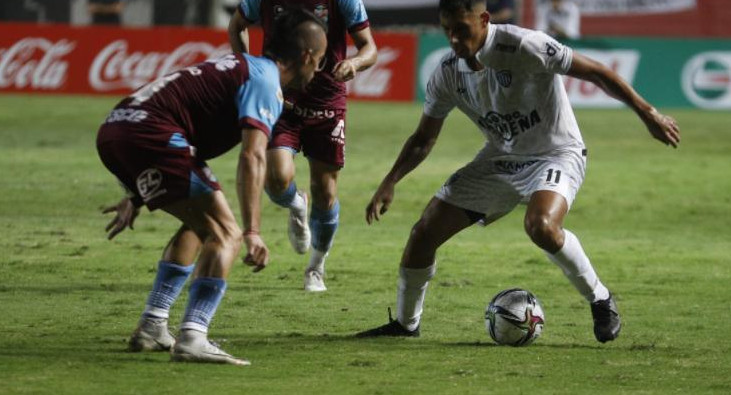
[{"xmin": 485, "ymin": 288, "xmax": 545, "ymax": 346}]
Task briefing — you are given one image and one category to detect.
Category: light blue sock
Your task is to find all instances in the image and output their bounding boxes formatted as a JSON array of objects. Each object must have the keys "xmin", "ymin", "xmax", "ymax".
[
  {"xmin": 266, "ymin": 181, "xmax": 297, "ymax": 208},
  {"xmin": 310, "ymin": 200, "xmax": 339, "ymax": 252},
  {"xmin": 142, "ymin": 261, "xmax": 194, "ymax": 319},
  {"xmin": 180, "ymin": 277, "xmax": 227, "ymax": 334}
]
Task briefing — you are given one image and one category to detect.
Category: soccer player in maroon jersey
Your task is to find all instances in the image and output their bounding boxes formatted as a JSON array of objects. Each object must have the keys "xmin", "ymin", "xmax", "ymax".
[
  {"xmin": 229, "ymin": 0, "xmax": 377, "ymax": 292},
  {"xmin": 98, "ymin": 9, "xmax": 327, "ymax": 365}
]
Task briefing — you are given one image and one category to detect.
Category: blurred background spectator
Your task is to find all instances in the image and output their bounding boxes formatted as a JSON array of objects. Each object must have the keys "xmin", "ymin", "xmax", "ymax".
[
  {"xmin": 535, "ymin": 0, "xmax": 581, "ymax": 39},
  {"xmin": 486, "ymin": 0, "xmax": 517, "ymax": 25},
  {"xmin": 88, "ymin": 0, "xmax": 124, "ymax": 25}
]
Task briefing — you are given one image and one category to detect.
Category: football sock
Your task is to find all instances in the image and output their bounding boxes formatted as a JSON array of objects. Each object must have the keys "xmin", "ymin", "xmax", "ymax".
[
  {"xmin": 546, "ymin": 229, "xmax": 610, "ymax": 303},
  {"xmin": 142, "ymin": 260, "xmax": 194, "ymax": 320},
  {"xmin": 179, "ymin": 277, "xmax": 227, "ymax": 334},
  {"xmin": 309, "ymin": 200, "xmax": 339, "ymax": 258},
  {"xmin": 396, "ymin": 263, "xmax": 436, "ymax": 331},
  {"xmin": 306, "ymin": 248, "xmax": 328, "ymax": 274},
  {"xmin": 266, "ymin": 182, "xmax": 306, "ymax": 217}
]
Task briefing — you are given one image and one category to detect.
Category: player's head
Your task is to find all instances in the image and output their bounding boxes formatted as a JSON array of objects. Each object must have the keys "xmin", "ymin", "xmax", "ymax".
[
  {"xmin": 264, "ymin": 7, "xmax": 328, "ymax": 90},
  {"xmin": 438, "ymin": 0, "xmax": 490, "ymax": 59}
]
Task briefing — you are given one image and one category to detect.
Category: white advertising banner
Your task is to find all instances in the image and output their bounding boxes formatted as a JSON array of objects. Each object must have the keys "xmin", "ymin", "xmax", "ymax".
[
  {"xmin": 573, "ymin": 0, "xmax": 696, "ymax": 16},
  {"xmin": 563, "ymin": 49, "xmax": 640, "ymax": 108}
]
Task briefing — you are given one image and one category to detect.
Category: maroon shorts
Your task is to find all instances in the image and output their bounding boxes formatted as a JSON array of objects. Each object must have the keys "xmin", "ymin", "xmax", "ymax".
[
  {"xmin": 96, "ymin": 124, "xmax": 220, "ymax": 211},
  {"xmin": 269, "ymin": 106, "xmax": 346, "ymax": 167}
]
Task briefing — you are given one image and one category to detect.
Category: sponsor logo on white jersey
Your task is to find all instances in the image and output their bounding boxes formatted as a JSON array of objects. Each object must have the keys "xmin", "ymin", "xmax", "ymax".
[
  {"xmin": 479, "ymin": 110, "xmax": 542, "ymax": 142},
  {"xmin": 0, "ymin": 38, "xmax": 75, "ymax": 89}
]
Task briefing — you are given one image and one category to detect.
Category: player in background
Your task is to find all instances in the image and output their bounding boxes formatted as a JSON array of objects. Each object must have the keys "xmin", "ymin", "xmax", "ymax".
[
  {"xmin": 228, "ymin": 0, "xmax": 377, "ymax": 292},
  {"xmin": 98, "ymin": 9, "xmax": 327, "ymax": 365},
  {"xmin": 356, "ymin": 0, "xmax": 680, "ymax": 342}
]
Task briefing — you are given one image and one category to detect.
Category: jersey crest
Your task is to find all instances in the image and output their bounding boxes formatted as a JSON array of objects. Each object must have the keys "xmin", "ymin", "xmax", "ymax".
[
  {"xmin": 495, "ymin": 70, "xmax": 512, "ymax": 88},
  {"xmin": 313, "ymin": 3, "xmax": 329, "ymax": 23}
]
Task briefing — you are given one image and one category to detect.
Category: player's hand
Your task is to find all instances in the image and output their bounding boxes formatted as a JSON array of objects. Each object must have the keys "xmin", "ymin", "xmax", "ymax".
[
  {"xmin": 102, "ymin": 197, "xmax": 139, "ymax": 240},
  {"xmin": 332, "ymin": 59, "xmax": 357, "ymax": 82},
  {"xmin": 242, "ymin": 233, "xmax": 269, "ymax": 272},
  {"xmin": 365, "ymin": 181, "xmax": 395, "ymax": 225},
  {"xmin": 643, "ymin": 108, "xmax": 681, "ymax": 148}
]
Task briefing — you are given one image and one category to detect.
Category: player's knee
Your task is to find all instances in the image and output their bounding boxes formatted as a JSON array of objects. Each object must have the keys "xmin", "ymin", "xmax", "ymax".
[
  {"xmin": 408, "ymin": 219, "xmax": 437, "ymax": 249},
  {"xmin": 524, "ymin": 214, "xmax": 562, "ymax": 252},
  {"xmin": 265, "ymin": 171, "xmax": 292, "ymax": 196},
  {"xmin": 311, "ymin": 188, "xmax": 337, "ymax": 210},
  {"xmin": 310, "ymin": 178, "xmax": 337, "ymax": 210},
  {"xmin": 207, "ymin": 225, "xmax": 243, "ymax": 256}
]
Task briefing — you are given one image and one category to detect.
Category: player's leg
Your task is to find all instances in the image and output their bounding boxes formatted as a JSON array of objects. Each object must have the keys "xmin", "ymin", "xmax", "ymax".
[
  {"xmin": 265, "ymin": 148, "xmax": 310, "ymax": 254},
  {"xmin": 523, "ymin": 160, "xmax": 620, "ymax": 342},
  {"xmin": 128, "ymin": 226, "xmax": 200, "ymax": 352},
  {"xmin": 356, "ymin": 198, "xmax": 478, "ymax": 337},
  {"xmin": 304, "ymin": 158, "xmax": 340, "ymax": 292},
  {"xmin": 163, "ymin": 191, "xmax": 249, "ymax": 365}
]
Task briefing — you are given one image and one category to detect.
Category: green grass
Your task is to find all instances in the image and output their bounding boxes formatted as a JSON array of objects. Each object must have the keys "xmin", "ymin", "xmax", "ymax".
[{"xmin": 0, "ymin": 94, "xmax": 729, "ymax": 394}]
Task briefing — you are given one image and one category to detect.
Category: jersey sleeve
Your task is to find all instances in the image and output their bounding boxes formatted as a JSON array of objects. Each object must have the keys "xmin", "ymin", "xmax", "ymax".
[
  {"xmin": 337, "ymin": 0, "xmax": 370, "ymax": 32},
  {"xmin": 518, "ymin": 31, "xmax": 573, "ymax": 75},
  {"xmin": 423, "ymin": 65, "xmax": 456, "ymax": 119},
  {"xmin": 238, "ymin": 0, "xmax": 262, "ymax": 23},
  {"xmin": 236, "ymin": 61, "xmax": 283, "ymax": 138}
]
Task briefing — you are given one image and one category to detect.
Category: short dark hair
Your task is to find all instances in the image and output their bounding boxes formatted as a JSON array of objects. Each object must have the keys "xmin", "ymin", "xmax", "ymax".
[
  {"xmin": 438, "ymin": 0, "xmax": 486, "ymax": 14},
  {"xmin": 263, "ymin": 6, "xmax": 327, "ymax": 65}
]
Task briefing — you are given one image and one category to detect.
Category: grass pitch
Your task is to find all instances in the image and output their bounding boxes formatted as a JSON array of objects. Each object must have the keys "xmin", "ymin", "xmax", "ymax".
[{"xmin": 0, "ymin": 95, "xmax": 729, "ymax": 394}]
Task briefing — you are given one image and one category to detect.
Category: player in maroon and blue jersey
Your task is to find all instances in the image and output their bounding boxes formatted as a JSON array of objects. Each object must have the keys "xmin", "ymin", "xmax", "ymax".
[
  {"xmin": 229, "ymin": 0, "xmax": 377, "ymax": 292},
  {"xmin": 97, "ymin": 9, "xmax": 327, "ymax": 365}
]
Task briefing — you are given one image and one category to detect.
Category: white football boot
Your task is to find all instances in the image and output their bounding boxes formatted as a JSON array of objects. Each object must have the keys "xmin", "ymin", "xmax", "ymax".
[
  {"xmin": 288, "ymin": 190, "xmax": 311, "ymax": 254},
  {"xmin": 128, "ymin": 317, "xmax": 175, "ymax": 352},
  {"xmin": 171, "ymin": 330, "xmax": 250, "ymax": 366},
  {"xmin": 304, "ymin": 270, "xmax": 327, "ymax": 292}
]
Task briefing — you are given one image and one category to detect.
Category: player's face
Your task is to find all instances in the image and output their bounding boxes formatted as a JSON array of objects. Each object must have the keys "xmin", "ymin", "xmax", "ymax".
[
  {"xmin": 290, "ymin": 46, "xmax": 327, "ymax": 91},
  {"xmin": 440, "ymin": 7, "xmax": 489, "ymax": 59}
]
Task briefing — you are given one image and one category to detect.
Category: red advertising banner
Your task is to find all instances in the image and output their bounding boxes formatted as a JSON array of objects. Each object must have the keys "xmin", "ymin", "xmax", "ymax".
[
  {"xmin": 346, "ymin": 32, "xmax": 416, "ymax": 102},
  {"xmin": 0, "ymin": 22, "xmax": 415, "ymax": 102}
]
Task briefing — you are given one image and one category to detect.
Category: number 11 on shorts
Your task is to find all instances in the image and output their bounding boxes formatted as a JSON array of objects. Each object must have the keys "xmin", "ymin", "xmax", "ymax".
[{"xmin": 546, "ymin": 169, "xmax": 561, "ymax": 184}]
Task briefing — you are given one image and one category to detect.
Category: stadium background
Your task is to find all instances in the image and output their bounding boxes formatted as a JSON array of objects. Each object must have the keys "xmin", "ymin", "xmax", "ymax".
[
  {"xmin": 2, "ymin": 1, "xmax": 730, "ymax": 393},
  {"xmin": 1, "ymin": 0, "xmax": 730, "ymax": 109}
]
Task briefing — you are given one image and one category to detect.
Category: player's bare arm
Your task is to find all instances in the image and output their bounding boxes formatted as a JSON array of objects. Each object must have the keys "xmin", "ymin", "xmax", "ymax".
[
  {"xmin": 567, "ymin": 52, "xmax": 681, "ymax": 148},
  {"xmin": 366, "ymin": 115, "xmax": 445, "ymax": 224},
  {"xmin": 228, "ymin": 8, "xmax": 251, "ymax": 54},
  {"xmin": 333, "ymin": 27, "xmax": 377, "ymax": 82},
  {"xmin": 102, "ymin": 196, "xmax": 140, "ymax": 240},
  {"xmin": 238, "ymin": 127, "xmax": 270, "ymax": 272}
]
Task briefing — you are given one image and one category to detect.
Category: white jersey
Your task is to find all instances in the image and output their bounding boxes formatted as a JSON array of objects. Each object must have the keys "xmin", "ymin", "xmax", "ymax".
[{"xmin": 424, "ymin": 24, "xmax": 584, "ymax": 161}]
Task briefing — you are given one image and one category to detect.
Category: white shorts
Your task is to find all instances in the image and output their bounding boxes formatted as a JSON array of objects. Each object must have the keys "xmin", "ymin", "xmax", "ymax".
[{"xmin": 435, "ymin": 149, "xmax": 586, "ymax": 221}]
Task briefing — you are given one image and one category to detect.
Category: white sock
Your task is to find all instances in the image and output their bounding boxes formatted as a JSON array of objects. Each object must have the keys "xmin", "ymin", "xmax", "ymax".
[
  {"xmin": 290, "ymin": 190, "xmax": 307, "ymax": 218},
  {"xmin": 396, "ymin": 263, "xmax": 436, "ymax": 331},
  {"xmin": 306, "ymin": 248, "xmax": 327, "ymax": 274},
  {"xmin": 546, "ymin": 229, "xmax": 610, "ymax": 303}
]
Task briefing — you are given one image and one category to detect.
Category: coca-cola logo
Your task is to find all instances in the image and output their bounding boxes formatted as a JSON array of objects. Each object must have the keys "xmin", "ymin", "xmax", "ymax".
[
  {"xmin": 89, "ymin": 40, "xmax": 230, "ymax": 91},
  {"xmin": 0, "ymin": 38, "xmax": 75, "ymax": 90},
  {"xmin": 346, "ymin": 46, "xmax": 399, "ymax": 97}
]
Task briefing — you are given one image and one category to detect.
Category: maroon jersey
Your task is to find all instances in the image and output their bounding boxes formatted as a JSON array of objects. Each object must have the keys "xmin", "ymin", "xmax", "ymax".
[
  {"xmin": 239, "ymin": 0, "xmax": 370, "ymax": 110},
  {"xmin": 99, "ymin": 53, "xmax": 283, "ymax": 160}
]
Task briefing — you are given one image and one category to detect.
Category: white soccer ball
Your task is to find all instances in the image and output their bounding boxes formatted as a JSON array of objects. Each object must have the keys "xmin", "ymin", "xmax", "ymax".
[{"xmin": 485, "ymin": 288, "xmax": 545, "ymax": 346}]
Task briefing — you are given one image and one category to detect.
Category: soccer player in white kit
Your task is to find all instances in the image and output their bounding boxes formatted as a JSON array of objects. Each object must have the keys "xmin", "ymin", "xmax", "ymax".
[{"xmin": 356, "ymin": 0, "xmax": 680, "ymax": 342}]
